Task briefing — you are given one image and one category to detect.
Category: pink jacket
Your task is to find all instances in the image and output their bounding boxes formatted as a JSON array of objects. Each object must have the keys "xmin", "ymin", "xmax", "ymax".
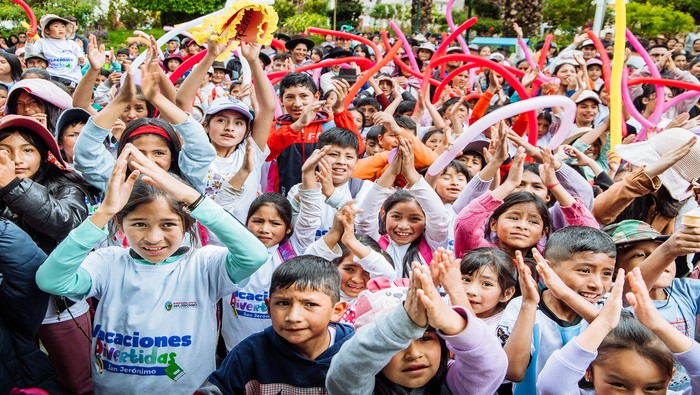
[{"xmin": 454, "ymin": 192, "xmax": 599, "ymax": 258}]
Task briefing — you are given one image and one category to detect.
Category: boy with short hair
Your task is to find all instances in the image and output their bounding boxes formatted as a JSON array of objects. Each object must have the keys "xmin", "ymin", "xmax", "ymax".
[
  {"xmin": 498, "ymin": 226, "xmax": 617, "ymax": 394},
  {"xmin": 364, "ymin": 126, "xmax": 383, "ymax": 157},
  {"xmin": 287, "ymin": 127, "xmax": 369, "ymax": 239},
  {"xmin": 267, "ymin": 72, "xmax": 363, "ymax": 196},
  {"xmin": 196, "ymin": 255, "xmax": 352, "ymax": 394},
  {"xmin": 356, "ymin": 97, "xmax": 381, "ymax": 129}
]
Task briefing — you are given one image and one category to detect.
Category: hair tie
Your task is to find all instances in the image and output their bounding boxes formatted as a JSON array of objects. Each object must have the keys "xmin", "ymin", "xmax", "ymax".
[{"xmin": 127, "ymin": 125, "xmax": 172, "ymax": 142}]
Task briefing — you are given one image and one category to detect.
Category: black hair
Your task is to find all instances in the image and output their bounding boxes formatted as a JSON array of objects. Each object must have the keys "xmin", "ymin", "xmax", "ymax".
[
  {"xmin": 356, "ymin": 97, "xmax": 381, "ymax": 112},
  {"xmin": 246, "ymin": 192, "xmax": 294, "ymax": 241},
  {"xmin": 441, "ymin": 160, "xmax": 470, "ymax": 181},
  {"xmin": 460, "ymin": 247, "xmax": 517, "ymax": 310},
  {"xmin": 393, "ymin": 115, "xmax": 417, "ymax": 135},
  {"xmin": 20, "ymin": 68, "xmax": 50, "ymax": 80},
  {"xmin": 671, "ymin": 51, "xmax": 687, "ymax": 60},
  {"xmin": 311, "ymin": 47, "xmax": 325, "ymax": 60},
  {"xmin": 421, "ymin": 128, "xmax": 444, "ymax": 145},
  {"xmin": 0, "ymin": 51, "xmax": 23, "ymax": 82},
  {"xmin": 647, "ymin": 44, "xmax": 669, "ymax": 52},
  {"xmin": 488, "ymin": 192, "xmax": 551, "ymax": 254},
  {"xmin": 615, "ymin": 184, "xmax": 687, "ymax": 224},
  {"xmin": 113, "ymin": 178, "xmax": 198, "ymax": 247},
  {"xmin": 689, "ymin": 57, "xmax": 700, "ymax": 77},
  {"xmin": 117, "ymin": 48, "xmax": 130, "ymax": 56},
  {"xmin": 117, "ymin": 118, "xmax": 183, "ymax": 178},
  {"xmin": 582, "ymin": 311, "xmax": 675, "ymax": 389},
  {"xmin": 366, "ymin": 125, "xmax": 382, "ymax": 141},
  {"xmin": 279, "ymin": 72, "xmax": 317, "ymax": 97},
  {"xmin": 332, "ymin": 234, "xmax": 394, "ymax": 268},
  {"xmin": 274, "ymin": 52, "xmax": 292, "ymax": 63},
  {"xmin": 439, "ymin": 97, "xmax": 469, "ymax": 116},
  {"xmin": 269, "ymin": 255, "xmax": 341, "ymax": 304},
  {"xmin": 0, "ymin": 84, "xmax": 6, "ymax": 93},
  {"xmin": 99, "ymin": 69, "xmax": 111, "ymax": 78},
  {"xmin": 544, "ymin": 226, "xmax": 616, "ymax": 265},
  {"xmin": 316, "ymin": 127, "xmax": 360, "ymax": 155},
  {"xmin": 396, "ymin": 100, "xmax": 417, "ymax": 116},
  {"xmin": 0, "ymin": 127, "xmax": 99, "ymax": 203},
  {"xmin": 538, "ymin": 110, "xmax": 553, "ymax": 124},
  {"xmin": 380, "ymin": 190, "xmax": 425, "ymax": 275},
  {"xmin": 633, "ymin": 84, "xmax": 657, "ymax": 112},
  {"xmin": 353, "ymin": 44, "xmax": 373, "ymax": 60},
  {"xmin": 553, "ymin": 61, "xmax": 579, "ymax": 77}
]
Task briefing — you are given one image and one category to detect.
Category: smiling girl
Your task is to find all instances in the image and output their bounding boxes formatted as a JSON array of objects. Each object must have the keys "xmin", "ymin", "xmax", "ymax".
[
  {"xmin": 35, "ymin": 146, "xmax": 267, "ymax": 394},
  {"xmin": 356, "ymin": 138, "xmax": 450, "ymax": 277},
  {"xmin": 216, "ymin": 147, "xmax": 323, "ymax": 350}
]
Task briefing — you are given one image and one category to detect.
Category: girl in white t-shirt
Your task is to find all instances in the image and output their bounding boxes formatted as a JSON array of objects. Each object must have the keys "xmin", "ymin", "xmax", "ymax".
[{"xmin": 35, "ymin": 146, "xmax": 268, "ymax": 394}]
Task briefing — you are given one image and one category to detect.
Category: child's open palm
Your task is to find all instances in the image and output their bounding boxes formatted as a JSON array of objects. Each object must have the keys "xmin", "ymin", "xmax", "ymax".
[
  {"xmin": 533, "ymin": 248, "xmax": 570, "ymax": 300},
  {"xmin": 515, "ymin": 251, "xmax": 540, "ymax": 307},
  {"xmin": 414, "ymin": 263, "xmax": 467, "ymax": 336},
  {"xmin": 91, "ymin": 148, "xmax": 141, "ymax": 227},
  {"xmin": 87, "ymin": 34, "xmax": 106, "ymax": 71},
  {"xmin": 126, "ymin": 143, "xmax": 200, "ymax": 204}
]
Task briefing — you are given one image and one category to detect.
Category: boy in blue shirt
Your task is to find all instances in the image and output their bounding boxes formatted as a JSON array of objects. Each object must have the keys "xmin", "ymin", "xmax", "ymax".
[
  {"xmin": 196, "ymin": 255, "xmax": 352, "ymax": 394},
  {"xmin": 497, "ymin": 226, "xmax": 617, "ymax": 394}
]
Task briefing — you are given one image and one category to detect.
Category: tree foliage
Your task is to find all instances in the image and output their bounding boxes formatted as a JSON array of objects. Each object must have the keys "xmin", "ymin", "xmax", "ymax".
[
  {"xmin": 128, "ymin": 0, "xmax": 224, "ymax": 15},
  {"xmin": 634, "ymin": 0, "xmax": 699, "ymax": 25},
  {"xmin": 627, "ymin": 2, "xmax": 695, "ymax": 38},
  {"xmin": 542, "ymin": 0, "xmax": 596, "ymax": 32},
  {"xmin": 328, "ymin": 0, "xmax": 362, "ymax": 30},
  {"xmin": 1, "ymin": 0, "xmax": 102, "ymax": 31},
  {"xmin": 284, "ymin": 13, "xmax": 329, "ymax": 33},
  {"xmin": 305, "ymin": 0, "xmax": 329, "ymax": 15}
]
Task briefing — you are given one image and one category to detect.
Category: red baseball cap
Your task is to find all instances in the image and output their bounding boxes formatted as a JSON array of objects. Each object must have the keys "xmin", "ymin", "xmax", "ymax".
[{"xmin": 0, "ymin": 115, "xmax": 67, "ymax": 168}]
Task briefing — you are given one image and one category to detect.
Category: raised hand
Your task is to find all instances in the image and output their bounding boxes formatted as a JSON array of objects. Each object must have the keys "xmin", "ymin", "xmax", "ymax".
[
  {"xmin": 405, "ymin": 262, "xmax": 429, "ymax": 327},
  {"xmin": 331, "ymin": 79, "xmax": 351, "ymax": 113},
  {"xmin": 87, "ymin": 34, "xmax": 106, "ymax": 71},
  {"xmin": 0, "ymin": 151, "xmax": 17, "ymax": 188},
  {"xmin": 90, "ymin": 148, "xmax": 141, "ymax": 227},
  {"xmin": 315, "ymin": 157, "xmax": 335, "ymax": 198},
  {"xmin": 414, "ymin": 262, "xmax": 468, "ymax": 335},
  {"xmin": 644, "ymin": 135, "xmax": 696, "ymax": 178},
  {"xmin": 293, "ymin": 101, "xmax": 327, "ymax": 130},
  {"xmin": 515, "ymin": 250, "xmax": 540, "ymax": 307}
]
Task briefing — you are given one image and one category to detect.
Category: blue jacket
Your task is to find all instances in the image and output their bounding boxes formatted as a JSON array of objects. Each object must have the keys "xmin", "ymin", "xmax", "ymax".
[
  {"xmin": 197, "ymin": 322, "xmax": 354, "ymax": 395},
  {"xmin": 0, "ymin": 219, "xmax": 59, "ymax": 393}
]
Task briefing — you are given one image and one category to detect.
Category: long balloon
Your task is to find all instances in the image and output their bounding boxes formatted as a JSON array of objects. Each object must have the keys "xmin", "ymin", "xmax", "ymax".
[
  {"xmin": 379, "ymin": 31, "xmax": 442, "ymax": 87},
  {"xmin": 267, "ymin": 56, "xmax": 373, "ymax": 85},
  {"xmin": 517, "ymin": 37, "xmax": 557, "ymax": 85},
  {"xmin": 344, "ymin": 40, "xmax": 403, "ymax": 108},
  {"xmin": 12, "ymin": 0, "xmax": 37, "ymax": 38},
  {"xmin": 431, "ymin": 62, "xmax": 477, "ymax": 104},
  {"xmin": 445, "ymin": 0, "xmax": 477, "ymax": 90},
  {"xmin": 308, "ymin": 27, "xmax": 383, "ymax": 63},
  {"xmin": 428, "ymin": 53, "xmax": 539, "ymax": 144},
  {"xmin": 427, "ymin": 95, "xmax": 576, "ymax": 176},
  {"xmin": 609, "ymin": 0, "xmax": 626, "ymax": 148},
  {"xmin": 537, "ymin": 33, "xmax": 553, "ymax": 70},
  {"xmin": 168, "ymin": 49, "xmax": 208, "ymax": 83},
  {"xmin": 626, "ymin": 29, "xmax": 665, "ymax": 139},
  {"xmin": 663, "ymin": 90, "xmax": 700, "ymax": 113},
  {"xmin": 586, "ymin": 31, "xmax": 611, "ymax": 93},
  {"xmin": 390, "ymin": 22, "xmax": 420, "ymax": 72}
]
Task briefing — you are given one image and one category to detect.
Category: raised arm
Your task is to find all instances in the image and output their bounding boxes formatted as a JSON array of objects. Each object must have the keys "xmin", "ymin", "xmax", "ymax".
[
  {"xmin": 241, "ymin": 42, "xmax": 276, "ymax": 151},
  {"xmin": 72, "ymin": 34, "xmax": 102, "ymax": 115},
  {"xmin": 175, "ymin": 37, "xmax": 222, "ymax": 114}
]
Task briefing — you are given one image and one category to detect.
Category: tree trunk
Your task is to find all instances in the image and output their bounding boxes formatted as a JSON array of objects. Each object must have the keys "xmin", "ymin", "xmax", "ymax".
[
  {"xmin": 420, "ymin": 0, "xmax": 432, "ymax": 32},
  {"xmin": 501, "ymin": 0, "xmax": 543, "ymax": 38}
]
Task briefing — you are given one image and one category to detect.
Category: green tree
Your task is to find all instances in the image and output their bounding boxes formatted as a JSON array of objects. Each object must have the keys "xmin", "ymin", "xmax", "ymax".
[
  {"xmin": 305, "ymin": 0, "xmax": 329, "ymax": 15},
  {"xmin": 501, "ymin": 0, "xmax": 543, "ymax": 38},
  {"xmin": 284, "ymin": 12, "xmax": 329, "ymax": 33},
  {"xmin": 328, "ymin": 0, "xmax": 362, "ymax": 30},
  {"xmin": 273, "ymin": 0, "xmax": 297, "ymax": 25},
  {"xmin": 634, "ymin": 0, "xmax": 698, "ymax": 25},
  {"xmin": 627, "ymin": 2, "xmax": 695, "ymax": 37},
  {"xmin": 542, "ymin": 0, "xmax": 596, "ymax": 32},
  {"xmin": 0, "ymin": 0, "xmax": 102, "ymax": 31},
  {"xmin": 128, "ymin": 0, "xmax": 225, "ymax": 25}
]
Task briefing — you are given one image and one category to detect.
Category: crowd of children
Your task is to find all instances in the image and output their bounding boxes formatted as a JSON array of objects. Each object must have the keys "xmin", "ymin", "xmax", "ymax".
[{"xmin": 2, "ymin": 11, "xmax": 700, "ymax": 395}]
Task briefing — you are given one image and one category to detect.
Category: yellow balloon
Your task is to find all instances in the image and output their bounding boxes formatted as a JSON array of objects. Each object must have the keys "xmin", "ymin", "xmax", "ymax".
[{"xmin": 609, "ymin": 0, "xmax": 626, "ymax": 149}]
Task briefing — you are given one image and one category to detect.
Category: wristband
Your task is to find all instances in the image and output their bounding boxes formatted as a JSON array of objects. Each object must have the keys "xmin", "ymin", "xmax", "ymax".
[
  {"xmin": 546, "ymin": 182, "xmax": 560, "ymax": 190},
  {"xmin": 182, "ymin": 194, "xmax": 206, "ymax": 214}
]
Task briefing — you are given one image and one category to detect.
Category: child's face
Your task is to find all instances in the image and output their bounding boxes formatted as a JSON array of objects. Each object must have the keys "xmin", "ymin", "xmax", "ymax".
[
  {"xmin": 358, "ymin": 105, "xmax": 378, "ymax": 127},
  {"xmin": 584, "ymin": 139, "xmax": 602, "ymax": 161},
  {"xmin": 212, "ymin": 70, "xmax": 227, "ymax": 84},
  {"xmin": 247, "ymin": 203, "xmax": 290, "ymax": 248},
  {"xmin": 552, "ymin": 251, "xmax": 615, "ymax": 304},
  {"xmin": 350, "ymin": 109, "xmax": 363, "ymax": 130},
  {"xmin": 587, "ymin": 65, "xmax": 603, "ymax": 80},
  {"xmin": 590, "ymin": 349, "xmax": 670, "ymax": 394},
  {"xmin": 456, "ymin": 153, "xmax": 483, "ymax": 178},
  {"xmin": 513, "ymin": 171, "xmax": 549, "ymax": 203},
  {"xmin": 338, "ymin": 259, "xmax": 369, "ymax": 298},
  {"xmin": 120, "ymin": 99, "xmax": 149, "ymax": 124},
  {"xmin": 119, "ymin": 197, "xmax": 185, "ymax": 263},
  {"xmin": 95, "ymin": 74, "xmax": 107, "ymax": 87},
  {"xmin": 576, "ymin": 100, "xmax": 599, "ymax": 126},
  {"xmin": 424, "ymin": 133, "xmax": 443, "ymax": 151},
  {"xmin": 266, "ymin": 285, "xmax": 345, "ymax": 359},
  {"xmin": 26, "ymin": 58, "xmax": 48, "ymax": 69},
  {"xmin": 0, "ymin": 57, "xmax": 10, "ymax": 76},
  {"xmin": 381, "ymin": 331, "xmax": 442, "ymax": 388},
  {"xmin": 0, "ymin": 132, "xmax": 41, "ymax": 179},
  {"xmin": 16, "ymin": 91, "xmax": 46, "ymax": 117},
  {"xmin": 385, "ymin": 200, "xmax": 425, "ymax": 246},
  {"xmin": 378, "ymin": 129, "xmax": 401, "ymax": 151},
  {"xmin": 206, "ymin": 110, "xmax": 248, "ymax": 154},
  {"xmin": 46, "ymin": 21, "xmax": 67, "ymax": 39},
  {"xmin": 365, "ymin": 139, "xmax": 381, "ymax": 156},
  {"xmin": 462, "ymin": 266, "xmax": 514, "ymax": 318},
  {"xmin": 324, "ymin": 145, "xmax": 358, "ymax": 186},
  {"xmin": 537, "ymin": 118, "xmax": 551, "ymax": 138},
  {"xmin": 129, "ymin": 134, "xmax": 172, "ymax": 172},
  {"xmin": 281, "ymin": 85, "xmax": 318, "ymax": 121},
  {"xmin": 616, "ymin": 241, "xmax": 672, "ymax": 289},
  {"xmin": 435, "ymin": 166, "xmax": 467, "ymax": 204},
  {"xmin": 117, "ymin": 53, "xmax": 129, "ymax": 63},
  {"xmin": 229, "ymin": 84, "xmax": 241, "ymax": 97},
  {"xmin": 0, "ymin": 89, "xmax": 7, "ymax": 108},
  {"xmin": 490, "ymin": 202, "xmax": 546, "ymax": 252},
  {"xmin": 167, "ymin": 59, "xmax": 179, "ymax": 72},
  {"xmin": 272, "ymin": 60, "xmax": 285, "ymax": 72},
  {"xmin": 60, "ymin": 123, "xmax": 84, "ymax": 163}
]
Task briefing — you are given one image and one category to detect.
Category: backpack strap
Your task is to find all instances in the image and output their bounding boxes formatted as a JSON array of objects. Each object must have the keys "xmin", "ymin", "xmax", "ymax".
[
  {"xmin": 378, "ymin": 234, "xmax": 390, "ymax": 251},
  {"xmin": 417, "ymin": 237, "xmax": 434, "ymax": 266},
  {"xmin": 278, "ymin": 239, "xmax": 297, "ymax": 262},
  {"xmin": 348, "ymin": 178, "xmax": 364, "ymax": 199}
]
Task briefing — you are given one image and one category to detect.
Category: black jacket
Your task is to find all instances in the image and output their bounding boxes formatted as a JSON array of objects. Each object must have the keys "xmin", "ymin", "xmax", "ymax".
[
  {"xmin": 0, "ymin": 219, "xmax": 59, "ymax": 393},
  {"xmin": 0, "ymin": 177, "xmax": 89, "ymax": 254}
]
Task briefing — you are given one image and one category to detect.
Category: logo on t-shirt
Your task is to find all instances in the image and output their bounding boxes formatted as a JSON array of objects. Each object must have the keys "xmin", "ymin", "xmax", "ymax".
[{"xmin": 164, "ymin": 300, "xmax": 199, "ymax": 311}]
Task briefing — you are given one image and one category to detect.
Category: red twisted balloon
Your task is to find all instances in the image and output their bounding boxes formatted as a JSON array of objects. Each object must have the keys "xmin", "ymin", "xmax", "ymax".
[{"xmin": 12, "ymin": 0, "xmax": 37, "ymax": 38}]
